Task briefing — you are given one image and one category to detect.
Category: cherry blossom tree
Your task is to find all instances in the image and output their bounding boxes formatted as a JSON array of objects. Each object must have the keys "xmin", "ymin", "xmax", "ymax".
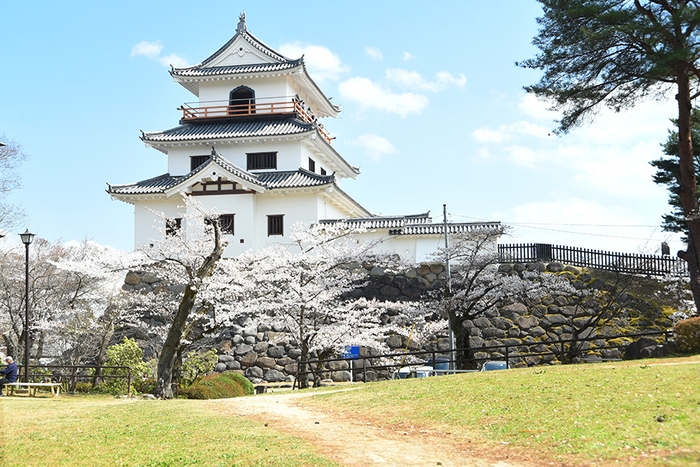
[
  {"xmin": 126, "ymin": 197, "xmax": 226, "ymax": 399},
  {"xmin": 431, "ymin": 228, "xmax": 570, "ymax": 369},
  {"xmin": 0, "ymin": 239, "xmax": 127, "ymax": 367},
  {"xmin": 0, "ymin": 135, "xmax": 28, "ymax": 231},
  {"xmin": 217, "ymin": 222, "xmax": 431, "ymax": 388}
]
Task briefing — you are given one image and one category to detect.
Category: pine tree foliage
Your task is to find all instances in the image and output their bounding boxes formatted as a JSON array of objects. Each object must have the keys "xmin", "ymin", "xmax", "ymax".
[
  {"xmin": 520, "ymin": 0, "xmax": 700, "ymax": 312},
  {"xmin": 651, "ymin": 108, "xmax": 700, "ymax": 236}
]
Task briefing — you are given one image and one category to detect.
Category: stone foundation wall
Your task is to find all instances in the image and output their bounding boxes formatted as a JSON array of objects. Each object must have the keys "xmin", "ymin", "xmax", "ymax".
[{"xmin": 122, "ymin": 261, "xmax": 674, "ymax": 384}]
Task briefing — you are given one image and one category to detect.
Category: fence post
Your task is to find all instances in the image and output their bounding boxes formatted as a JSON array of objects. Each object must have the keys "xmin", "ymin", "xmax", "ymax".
[
  {"xmin": 127, "ymin": 367, "xmax": 132, "ymax": 397},
  {"xmin": 505, "ymin": 345, "xmax": 510, "ymax": 368}
]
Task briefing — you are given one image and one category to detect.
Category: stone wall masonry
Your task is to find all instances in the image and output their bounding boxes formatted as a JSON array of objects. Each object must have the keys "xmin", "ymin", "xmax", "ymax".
[{"xmin": 121, "ymin": 261, "xmax": 675, "ymax": 384}]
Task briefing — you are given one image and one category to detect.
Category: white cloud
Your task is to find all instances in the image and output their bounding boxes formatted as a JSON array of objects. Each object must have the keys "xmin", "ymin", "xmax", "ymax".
[
  {"xmin": 365, "ymin": 46, "xmax": 384, "ymax": 60},
  {"xmin": 518, "ymin": 93, "xmax": 558, "ymax": 120},
  {"xmin": 385, "ymin": 68, "xmax": 466, "ymax": 92},
  {"xmin": 472, "ymin": 95, "xmax": 677, "ymax": 197},
  {"xmin": 471, "ymin": 127, "xmax": 504, "ymax": 144},
  {"xmin": 160, "ymin": 53, "xmax": 189, "ymax": 68},
  {"xmin": 356, "ymin": 133, "xmax": 397, "ymax": 161},
  {"xmin": 471, "ymin": 121, "xmax": 549, "ymax": 144},
  {"xmin": 339, "ymin": 77, "xmax": 429, "ymax": 118},
  {"xmin": 279, "ymin": 42, "xmax": 349, "ymax": 82},
  {"xmin": 131, "ymin": 41, "xmax": 163, "ymax": 59},
  {"xmin": 403, "ymin": 52, "xmax": 415, "ymax": 61},
  {"xmin": 131, "ymin": 40, "xmax": 188, "ymax": 68}
]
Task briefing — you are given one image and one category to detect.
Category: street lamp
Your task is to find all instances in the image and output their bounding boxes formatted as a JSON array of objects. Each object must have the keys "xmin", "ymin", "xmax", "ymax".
[{"xmin": 19, "ymin": 229, "xmax": 35, "ymax": 383}]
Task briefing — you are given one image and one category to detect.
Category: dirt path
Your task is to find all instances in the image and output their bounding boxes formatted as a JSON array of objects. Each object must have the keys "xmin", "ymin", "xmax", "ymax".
[{"xmin": 217, "ymin": 390, "xmax": 536, "ymax": 467}]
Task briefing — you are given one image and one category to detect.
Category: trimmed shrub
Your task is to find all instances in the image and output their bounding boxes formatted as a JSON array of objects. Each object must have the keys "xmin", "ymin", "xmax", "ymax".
[
  {"xmin": 179, "ymin": 349, "xmax": 218, "ymax": 388},
  {"xmin": 675, "ymin": 316, "xmax": 700, "ymax": 354},
  {"xmin": 180, "ymin": 372, "xmax": 254, "ymax": 399}
]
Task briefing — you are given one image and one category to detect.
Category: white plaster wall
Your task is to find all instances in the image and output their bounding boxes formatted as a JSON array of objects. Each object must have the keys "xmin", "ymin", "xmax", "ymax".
[
  {"xmin": 134, "ymin": 198, "xmax": 183, "ymax": 247},
  {"xmin": 167, "ymin": 146, "xmax": 212, "ymax": 176},
  {"xmin": 316, "ymin": 197, "xmax": 347, "ymax": 220},
  {"xmin": 167, "ymin": 141, "xmax": 306, "ymax": 176},
  {"xmin": 198, "ymin": 77, "xmax": 288, "ymax": 104},
  {"xmin": 193, "ymin": 193, "xmax": 256, "ymax": 257},
  {"xmin": 253, "ymin": 192, "xmax": 320, "ymax": 249}
]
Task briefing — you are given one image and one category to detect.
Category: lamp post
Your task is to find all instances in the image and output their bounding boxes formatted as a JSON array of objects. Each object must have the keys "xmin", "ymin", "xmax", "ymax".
[{"xmin": 19, "ymin": 229, "xmax": 35, "ymax": 383}]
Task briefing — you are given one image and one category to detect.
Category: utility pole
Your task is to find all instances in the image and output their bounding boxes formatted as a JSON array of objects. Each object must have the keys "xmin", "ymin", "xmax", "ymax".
[{"xmin": 443, "ymin": 204, "xmax": 455, "ymax": 372}]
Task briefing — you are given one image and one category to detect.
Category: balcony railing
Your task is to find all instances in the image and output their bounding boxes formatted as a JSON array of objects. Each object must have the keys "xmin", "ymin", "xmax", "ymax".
[{"xmin": 179, "ymin": 97, "xmax": 334, "ymax": 144}]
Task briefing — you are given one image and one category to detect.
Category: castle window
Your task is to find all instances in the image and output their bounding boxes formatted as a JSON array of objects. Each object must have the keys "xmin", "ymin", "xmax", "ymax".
[
  {"xmin": 229, "ymin": 86, "xmax": 255, "ymax": 115},
  {"xmin": 267, "ymin": 215, "xmax": 284, "ymax": 236},
  {"xmin": 247, "ymin": 152, "xmax": 277, "ymax": 170},
  {"xmin": 166, "ymin": 218, "xmax": 182, "ymax": 236},
  {"xmin": 320, "ymin": 168, "xmax": 327, "ymax": 176},
  {"xmin": 308, "ymin": 158, "xmax": 316, "ymax": 172},
  {"xmin": 219, "ymin": 214, "xmax": 235, "ymax": 235},
  {"xmin": 190, "ymin": 155, "xmax": 209, "ymax": 171}
]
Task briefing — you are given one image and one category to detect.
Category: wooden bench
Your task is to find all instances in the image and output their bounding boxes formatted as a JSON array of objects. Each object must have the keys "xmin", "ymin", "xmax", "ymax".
[{"xmin": 6, "ymin": 382, "xmax": 62, "ymax": 397}]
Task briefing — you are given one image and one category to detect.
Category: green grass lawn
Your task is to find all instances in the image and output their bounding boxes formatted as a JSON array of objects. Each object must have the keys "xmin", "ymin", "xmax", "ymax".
[
  {"xmin": 1, "ymin": 356, "xmax": 698, "ymax": 466},
  {"xmin": 0, "ymin": 396, "xmax": 340, "ymax": 467},
  {"xmin": 305, "ymin": 356, "xmax": 700, "ymax": 466}
]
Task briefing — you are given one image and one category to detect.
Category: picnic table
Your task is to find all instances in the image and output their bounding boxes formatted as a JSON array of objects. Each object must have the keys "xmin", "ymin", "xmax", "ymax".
[{"xmin": 6, "ymin": 382, "xmax": 62, "ymax": 397}]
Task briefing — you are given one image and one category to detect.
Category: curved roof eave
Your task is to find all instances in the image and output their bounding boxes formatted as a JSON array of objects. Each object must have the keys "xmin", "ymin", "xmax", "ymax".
[
  {"xmin": 304, "ymin": 134, "xmax": 360, "ymax": 179},
  {"xmin": 291, "ymin": 62, "xmax": 340, "ymax": 118},
  {"xmin": 320, "ymin": 183, "xmax": 371, "ymax": 218}
]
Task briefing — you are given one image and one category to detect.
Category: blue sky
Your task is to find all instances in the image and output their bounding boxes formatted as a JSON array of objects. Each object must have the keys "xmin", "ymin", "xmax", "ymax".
[{"xmin": 0, "ymin": 1, "xmax": 683, "ymax": 255}]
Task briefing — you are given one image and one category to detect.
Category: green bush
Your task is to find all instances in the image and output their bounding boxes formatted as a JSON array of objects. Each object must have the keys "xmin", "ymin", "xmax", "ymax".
[
  {"xmin": 180, "ymin": 371, "xmax": 254, "ymax": 399},
  {"xmin": 74, "ymin": 382, "xmax": 93, "ymax": 393},
  {"xmin": 100, "ymin": 337, "xmax": 152, "ymax": 395},
  {"xmin": 675, "ymin": 316, "xmax": 700, "ymax": 354},
  {"xmin": 179, "ymin": 349, "xmax": 218, "ymax": 388}
]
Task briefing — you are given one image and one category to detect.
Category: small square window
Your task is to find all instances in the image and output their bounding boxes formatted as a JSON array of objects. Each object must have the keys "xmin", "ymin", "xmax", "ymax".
[
  {"xmin": 219, "ymin": 214, "xmax": 235, "ymax": 235},
  {"xmin": 166, "ymin": 218, "xmax": 182, "ymax": 236},
  {"xmin": 190, "ymin": 155, "xmax": 209, "ymax": 171},
  {"xmin": 267, "ymin": 215, "xmax": 284, "ymax": 236}
]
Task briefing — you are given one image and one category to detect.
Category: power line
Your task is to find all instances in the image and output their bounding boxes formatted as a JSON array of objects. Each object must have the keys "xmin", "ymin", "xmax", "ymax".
[
  {"xmin": 448, "ymin": 213, "xmax": 661, "ymax": 228},
  {"xmin": 446, "ymin": 212, "xmax": 677, "ymax": 242}
]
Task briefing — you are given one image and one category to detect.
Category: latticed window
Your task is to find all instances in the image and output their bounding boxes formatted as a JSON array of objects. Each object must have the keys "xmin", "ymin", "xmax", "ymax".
[
  {"xmin": 190, "ymin": 155, "xmax": 209, "ymax": 171},
  {"xmin": 247, "ymin": 152, "xmax": 277, "ymax": 170},
  {"xmin": 308, "ymin": 158, "xmax": 316, "ymax": 172},
  {"xmin": 267, "ymin": 215, "xmax": 284, "ymax": 236},
  {"xmin": 219, "ymin": 214, "xmax": 235, "ymax": 235}
]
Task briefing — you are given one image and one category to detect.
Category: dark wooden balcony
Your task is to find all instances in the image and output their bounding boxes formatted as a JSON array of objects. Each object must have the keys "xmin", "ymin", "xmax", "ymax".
[{"xmin": 179, "ymin": 97, "xmax": 334, "ymax": 144}]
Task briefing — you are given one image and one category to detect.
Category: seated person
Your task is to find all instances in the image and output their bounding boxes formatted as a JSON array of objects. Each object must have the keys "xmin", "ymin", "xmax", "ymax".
[{"xmin": 0, "ymin": 356, "xmax": 18, "ymax": 396}]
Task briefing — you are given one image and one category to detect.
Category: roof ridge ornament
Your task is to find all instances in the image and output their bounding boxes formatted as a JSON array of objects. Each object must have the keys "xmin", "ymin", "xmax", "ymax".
[{"xmin": 237, "ymin": 11, "xmax": 246, "ymax": 34}]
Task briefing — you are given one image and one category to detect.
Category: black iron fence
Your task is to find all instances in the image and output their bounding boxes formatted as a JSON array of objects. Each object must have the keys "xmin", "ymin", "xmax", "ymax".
[
  {"xmin": 498, "ymin": 243, "xmax": 687, "ymax": 276},
  {"xmin": 297, "ymin": 329, "xmax": 673, "ymax": 385}
]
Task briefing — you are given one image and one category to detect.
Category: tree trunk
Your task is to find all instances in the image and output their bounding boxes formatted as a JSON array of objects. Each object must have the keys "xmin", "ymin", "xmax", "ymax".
[
  {"xmin": 2, "ymin": 334, "xmax": 18, "ymax": 360},
  {"xmin": 297, "ymin": 338, "xmax": 310, "ymax": 389},
  {"xmin": 154, "ymin": 218, "xmax": 224, "ymax": 399},
  {"xmin": 675, "ymin": 70, "xmax": 700, "ymax": 313},
  {"xmin": 448, "ymin": 310, "xmax": 475, "ymax": 370},
  {"xmin": 156, "ymin": 285, "xmax": 197, "ymax": 399},
  {"xmin": 92, "ymin": 320, "xmax": 114, "ymax": 389}
]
